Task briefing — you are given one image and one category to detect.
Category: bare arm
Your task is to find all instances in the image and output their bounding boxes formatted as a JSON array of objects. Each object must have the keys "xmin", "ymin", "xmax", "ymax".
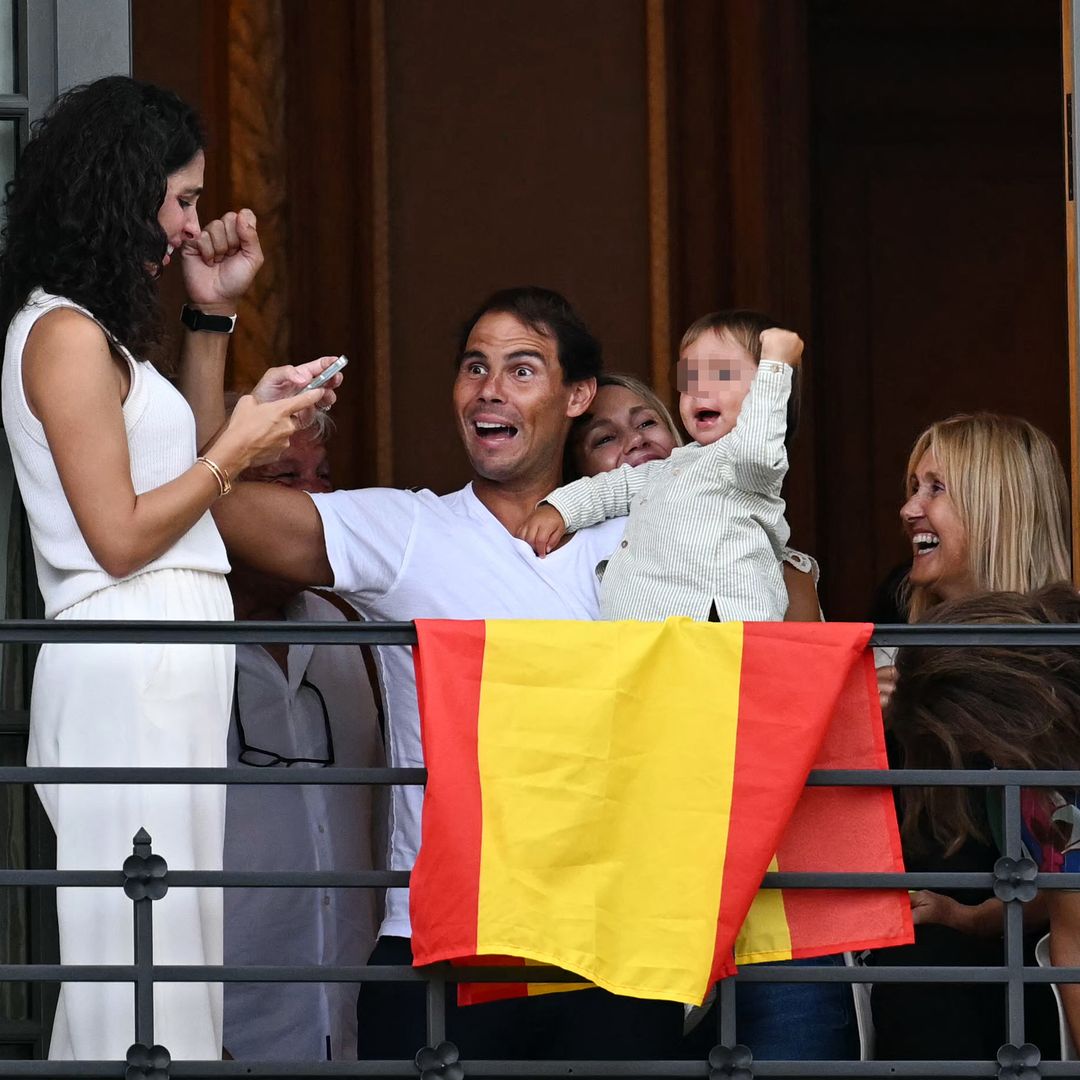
[
  {"xmin": 211, "ymin": 481, "xmax": 333, "ymax": 587},
  {"xmin": 783, "ymin": 561, "xmax": 822, "ymax": 621},
  {"xmin": 23, "ymin": 310, "xmax": 317, "ymax": 579},
  {"xmin": 180, "ymin": 323, "xmax": 230, "ymax": 452},
  {"xmin": 909, "ymin": 892, "xmax": 1048, "ymax": 937},
  {"xmin": 175, "ymin": 257, "xmax": 234, "ymax": 452},
  {"xmin": 174, "ymin": 208, "xmax": 339, "ymax": 586},
  {"xmin": 1048, "ymin": 890, "xmax": 1080, "ymax": 1049},
  {"xmin": 176, "ymin": 210, "xmax": 260, "ymax": 448},
  {"xmin": 177, "ymin": 211, "xmax": 341, "ymax": 444}
]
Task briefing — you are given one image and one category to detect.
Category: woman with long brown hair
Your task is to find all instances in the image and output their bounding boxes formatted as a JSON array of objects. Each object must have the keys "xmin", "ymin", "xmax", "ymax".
[{"xmin": 890, "ymin": 584, "xmax": 1080, "ymax": 1051}]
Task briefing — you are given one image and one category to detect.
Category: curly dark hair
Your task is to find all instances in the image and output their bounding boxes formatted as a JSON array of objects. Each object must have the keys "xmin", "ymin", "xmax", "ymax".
[{"xmin": 0, "ymin": 75, "xmax": 204, "ymax": 360}]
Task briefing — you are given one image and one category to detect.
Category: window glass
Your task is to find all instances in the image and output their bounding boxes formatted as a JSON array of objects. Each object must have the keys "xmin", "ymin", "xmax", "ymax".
[
  {"xmin": 0, "ymin": 116, "xmax": 17, "ymax": 197},
  {"xmin": 0, "ymin": 2, "xmax": 14, "ymax": 94}
]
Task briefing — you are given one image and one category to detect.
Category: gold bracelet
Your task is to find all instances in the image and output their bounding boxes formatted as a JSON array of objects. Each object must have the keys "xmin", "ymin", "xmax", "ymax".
[{"xmin": 196, "ymin": 456, "xmax": 232, "ymax": 497}]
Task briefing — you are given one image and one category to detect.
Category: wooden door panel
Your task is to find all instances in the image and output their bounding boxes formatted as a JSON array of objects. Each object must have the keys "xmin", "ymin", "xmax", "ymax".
[{"xmin": 810, "ymin": 1, "xmax": 1068, "ymax": 617}]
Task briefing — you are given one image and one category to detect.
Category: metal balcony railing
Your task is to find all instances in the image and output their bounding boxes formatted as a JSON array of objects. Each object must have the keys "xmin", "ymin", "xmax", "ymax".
[{"xmin": 0, "ymin": 622, "xmax": 1078, "ymax": 1077}]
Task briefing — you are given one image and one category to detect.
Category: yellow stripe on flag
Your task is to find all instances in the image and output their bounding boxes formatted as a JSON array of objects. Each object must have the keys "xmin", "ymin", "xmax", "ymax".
[
  {"xmin": 735, "ymin": 856, "xmax": 794, "ymax": 964},
  {"xmin": 474, "ymin": 618, "xmax": 744, "ymax": 1002},
  {"xmin": 522, "ymin": 957, "xmax": 585, "ymax": 997}
]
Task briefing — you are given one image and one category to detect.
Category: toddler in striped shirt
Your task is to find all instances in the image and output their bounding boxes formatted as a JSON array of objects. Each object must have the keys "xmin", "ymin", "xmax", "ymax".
[{"xmin": 518, "ymin": 311, "xmax": 802, "ymax": 622}]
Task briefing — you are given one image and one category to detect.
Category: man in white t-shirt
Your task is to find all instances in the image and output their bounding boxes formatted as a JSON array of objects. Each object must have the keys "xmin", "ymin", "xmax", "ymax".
[{"xmin": 205, "ymin": 287, "xmax": 681, "ymax": 1060}]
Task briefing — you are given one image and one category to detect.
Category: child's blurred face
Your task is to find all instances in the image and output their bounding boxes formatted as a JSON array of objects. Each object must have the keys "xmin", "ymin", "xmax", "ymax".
[{"xmin": 676, "ymin": 329, "xmax": 757, "ymax": 445}]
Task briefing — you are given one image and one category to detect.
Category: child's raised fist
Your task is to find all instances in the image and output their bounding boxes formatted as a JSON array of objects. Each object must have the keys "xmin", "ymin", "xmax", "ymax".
[{"xmin": 759, "ymin": 328, "xmax": 803, "ymax": 368}]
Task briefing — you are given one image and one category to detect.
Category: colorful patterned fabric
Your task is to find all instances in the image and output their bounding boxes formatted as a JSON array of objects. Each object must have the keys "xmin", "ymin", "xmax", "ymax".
[{"xmin": 1021, "ymin": 788, "xmax": 1080, "ymax": 872}]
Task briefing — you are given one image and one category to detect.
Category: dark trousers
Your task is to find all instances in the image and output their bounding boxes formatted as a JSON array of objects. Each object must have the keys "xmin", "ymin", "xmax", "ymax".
[
  {"xmin": 356, "ymin": 936, "xmax": 683, "ymax": 1061},
  {"xmin": 679, "ymin": 956, "xmax": 859, "ymax": 1061},
  {"xmin": 869, "ymin": 925, "xmax": 1060, "ymax": 1066}
]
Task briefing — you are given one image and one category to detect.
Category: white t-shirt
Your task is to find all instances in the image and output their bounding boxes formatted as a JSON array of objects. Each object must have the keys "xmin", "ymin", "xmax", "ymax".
[
  {"xmin": 223, "ymin": 591, "xmax": 385, "ymax": 1061},
  {"xmin": 309, "ymin": 483, "xmax": 625, "ymax": 939}
]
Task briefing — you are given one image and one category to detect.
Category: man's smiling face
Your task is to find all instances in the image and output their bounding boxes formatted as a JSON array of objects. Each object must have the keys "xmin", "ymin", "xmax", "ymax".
[{"xmin": 452, "ymin": 311, "xmax": 593, "ymax": 485}]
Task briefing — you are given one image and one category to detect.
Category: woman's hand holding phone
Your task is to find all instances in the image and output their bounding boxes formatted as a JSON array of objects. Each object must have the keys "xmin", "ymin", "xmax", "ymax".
[
  {"xmin": 252, "ymin": 355, "xmax": 345, "ymax": 424},
  {"xmin": 212, "ymin": 388, "xmax": 327, "ymax": 472},
  {"xmin": 299, "ymin": 355, "xmax": 348, "ymax": 392}
]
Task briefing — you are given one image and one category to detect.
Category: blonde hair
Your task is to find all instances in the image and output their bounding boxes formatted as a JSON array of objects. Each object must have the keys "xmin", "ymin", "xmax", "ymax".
[
  {"xmin": 905, "ymin": 413, "xmax": 1071, "ymax": 619},
  {"xmin": 595, "ymin": 373, "xmax": 683, "ymax": 445},
  {"xmin": 566, "ymin": 372, "xmax": 683, "ymax": 480}
]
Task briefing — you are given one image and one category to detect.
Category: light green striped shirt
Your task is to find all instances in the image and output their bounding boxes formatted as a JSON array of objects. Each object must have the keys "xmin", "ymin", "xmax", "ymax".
[{"xmin": 546, "ymin": 361, "xmax": 792, "ymax": 622}]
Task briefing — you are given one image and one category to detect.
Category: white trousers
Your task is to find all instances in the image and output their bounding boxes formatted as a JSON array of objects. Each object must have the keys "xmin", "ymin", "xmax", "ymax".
[{"xmin": 29, "ymin": 569, "xmax": 233, "ymax": 1061}]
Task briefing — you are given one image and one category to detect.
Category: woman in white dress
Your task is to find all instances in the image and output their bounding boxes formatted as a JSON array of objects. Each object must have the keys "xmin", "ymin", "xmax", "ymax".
[{"xmin": 0, "ymin": 76, "xmax": 336, "ymax": 1060}]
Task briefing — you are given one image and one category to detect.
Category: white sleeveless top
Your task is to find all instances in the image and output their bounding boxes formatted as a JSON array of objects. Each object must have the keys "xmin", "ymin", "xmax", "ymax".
[{"xmin": 2, "ymin": 288, "xmax": 229, "ymax": 617}]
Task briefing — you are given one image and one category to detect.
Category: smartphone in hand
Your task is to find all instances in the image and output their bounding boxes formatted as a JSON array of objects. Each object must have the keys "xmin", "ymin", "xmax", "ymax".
[{"xmin": 299, "ymin": 355, "xmax": 348, "ymax": 393}]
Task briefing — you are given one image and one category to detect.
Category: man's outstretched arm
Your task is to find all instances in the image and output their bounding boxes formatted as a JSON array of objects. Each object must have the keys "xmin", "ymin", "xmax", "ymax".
[{"xmin": 212, "ymin": 481, "xmax": 333, "ymax": 588}]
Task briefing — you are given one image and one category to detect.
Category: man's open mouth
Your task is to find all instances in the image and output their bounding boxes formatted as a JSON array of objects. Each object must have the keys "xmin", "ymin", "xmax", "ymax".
[
  {"xmin": 912, "ymin": 532, "xmax": 940, "ymax": 556},
  {"xmin": 473, "ymin": 420, "xmax": 519, "ymax": 440}
]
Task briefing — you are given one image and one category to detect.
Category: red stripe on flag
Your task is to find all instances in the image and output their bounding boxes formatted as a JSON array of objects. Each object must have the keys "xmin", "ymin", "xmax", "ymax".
[
  {"xmin": 710, "ymin": 622, "xmax": 874, "ymax": 983},
  {"xmin": 455, "ymin": 955, "xmax": 533, "ymax": 1006},
  {"xmin": 779, "ymin": 648, "xmax": 912, "ymax": 956},
  {"xmin": 860, "ymin": 648, "xmax": 908, "ymax": 878},
  {"xmin": 410, "ymin": 619, "xmax": 487, "ymax": 964}
]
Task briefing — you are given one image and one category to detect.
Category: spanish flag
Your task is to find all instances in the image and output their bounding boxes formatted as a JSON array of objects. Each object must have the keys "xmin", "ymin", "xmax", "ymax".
[{"xmin": 410, "ymin": 619, "xmax": 911, "ymax": 1006}]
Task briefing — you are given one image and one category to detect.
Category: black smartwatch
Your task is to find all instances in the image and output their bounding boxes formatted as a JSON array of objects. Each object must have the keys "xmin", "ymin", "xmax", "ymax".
[{"xmin": 180, "ymin": 304, "xmax": 237, "ymax": 334}]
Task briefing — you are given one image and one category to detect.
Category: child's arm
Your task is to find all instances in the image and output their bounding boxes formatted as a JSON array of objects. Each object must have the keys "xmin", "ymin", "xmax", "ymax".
[
  {"xmin": 518, "ymin": 504, "xmax": 569, "ymax": 557},
  {"xmin": 721, "ymin": 328, "xmax": 801, "ymax": 495},
  {"xmin": 516, "ymin": 460, "xmax": 663, "ymax": 556}
]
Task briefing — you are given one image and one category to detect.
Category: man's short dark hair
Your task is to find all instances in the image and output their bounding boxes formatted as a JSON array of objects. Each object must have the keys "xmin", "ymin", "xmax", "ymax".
[{"xmin": 456, "ymin": 286, "xmax": 602, "ymax": 383}]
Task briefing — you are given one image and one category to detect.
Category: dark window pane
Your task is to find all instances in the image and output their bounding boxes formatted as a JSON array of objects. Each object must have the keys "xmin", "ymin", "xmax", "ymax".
[{"xmin": 0, "ymin": 733, "xmax": 29, "ymax": 1020}]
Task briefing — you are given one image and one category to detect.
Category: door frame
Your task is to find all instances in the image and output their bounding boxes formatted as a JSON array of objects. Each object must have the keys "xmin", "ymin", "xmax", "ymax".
[{"xmin": 1063, "ymin": 1, "xmax": 1080, "ymax": 579}]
